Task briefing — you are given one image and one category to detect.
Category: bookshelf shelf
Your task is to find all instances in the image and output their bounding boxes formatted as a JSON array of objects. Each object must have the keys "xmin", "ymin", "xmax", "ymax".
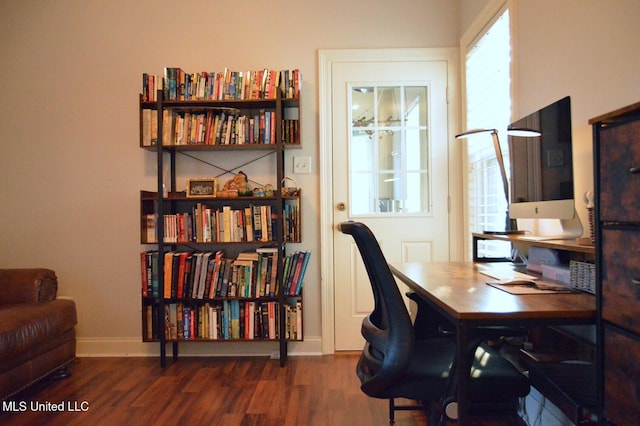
[{"xmin": 139, "ymin": 68, "xmax": 305, "ymax": 367}]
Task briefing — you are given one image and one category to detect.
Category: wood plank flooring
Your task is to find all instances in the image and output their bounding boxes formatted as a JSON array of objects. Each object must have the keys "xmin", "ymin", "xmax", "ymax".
[{"xmin": 0, "ymin": 354, "xmax": 519, "ymax": 425}]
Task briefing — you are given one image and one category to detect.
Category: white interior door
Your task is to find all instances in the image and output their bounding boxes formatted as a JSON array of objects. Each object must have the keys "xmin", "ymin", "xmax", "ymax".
[{"xmin": 332, "ymin": 59, "xmax": 451, "ymax": 350}]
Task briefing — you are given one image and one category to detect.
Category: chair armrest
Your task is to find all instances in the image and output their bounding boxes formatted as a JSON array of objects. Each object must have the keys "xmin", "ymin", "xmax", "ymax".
[{"xmin": 0, "ymin": 268, "xmax": 58, "ymax": 304}]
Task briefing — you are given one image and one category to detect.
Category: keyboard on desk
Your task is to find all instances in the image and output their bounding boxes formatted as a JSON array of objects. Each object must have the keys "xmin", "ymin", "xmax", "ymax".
[{"xmin": 476, "ymin": 264, "xmax": 538, "ymax": 281}]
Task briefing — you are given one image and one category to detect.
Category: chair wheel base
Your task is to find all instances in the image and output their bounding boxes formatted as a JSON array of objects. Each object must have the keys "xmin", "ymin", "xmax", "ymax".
[{"xmin": 443, "ymin": 400, "xmax": 458, "ymax": 422}]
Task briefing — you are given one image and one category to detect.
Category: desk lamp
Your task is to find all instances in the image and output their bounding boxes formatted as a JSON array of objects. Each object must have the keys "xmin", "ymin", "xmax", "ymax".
[{"xmin": 455, "ymin": 127, "xmax": 541, "ymax": 235}]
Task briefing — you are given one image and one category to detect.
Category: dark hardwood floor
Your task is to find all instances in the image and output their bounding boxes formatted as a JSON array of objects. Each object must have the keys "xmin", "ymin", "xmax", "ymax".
[{"xmin": 1, "ymin": 354, "xmax": 520, "ymax": 425}]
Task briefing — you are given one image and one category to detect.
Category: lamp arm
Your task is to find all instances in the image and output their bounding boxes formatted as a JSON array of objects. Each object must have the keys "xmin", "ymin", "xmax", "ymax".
[{"xmin": 490, "ymin": 130, "xmax": 510, "ymax": 204}]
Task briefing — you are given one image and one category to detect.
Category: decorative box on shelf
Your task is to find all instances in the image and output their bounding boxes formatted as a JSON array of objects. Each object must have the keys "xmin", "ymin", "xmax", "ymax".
[{"xmin": 569, "ymin": 260, "xmax": 595, "ymax": 294}]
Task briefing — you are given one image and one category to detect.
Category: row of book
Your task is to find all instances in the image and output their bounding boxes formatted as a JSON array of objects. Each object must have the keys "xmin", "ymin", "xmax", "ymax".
[
  {"xmin": 143, "ymin": 202, "xmax": 299, "ymax": 244},
  {"xmin": 140, "ymin": 248, "xmax": 310, "ymax": 300},
  {"xmin": 281, "ymin": 250, "xmax": 311, "ymax": 297},
  {"xmin": 142, "ymin": 68, "xmax": 301, "ymax": 102},
  {"xmin": 144, "ymin": 300, "xmax": 302, "ymax": 341},
  {"xmin": 141, "ymin": 108, "xmax": 299, "ymax": 147}
]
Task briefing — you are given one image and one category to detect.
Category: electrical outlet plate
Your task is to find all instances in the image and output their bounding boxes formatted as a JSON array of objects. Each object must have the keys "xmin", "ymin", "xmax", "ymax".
[{"xmin": 293, "ymin": 156, "xmax": 311, "ymax": 174}]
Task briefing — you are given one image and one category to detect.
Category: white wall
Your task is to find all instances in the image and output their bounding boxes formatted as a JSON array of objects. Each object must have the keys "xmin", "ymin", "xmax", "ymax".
[
  {"xmin": 0, "ymin": 0, "xmax": 459, "ymax": 355},
  {"xmin": 514, "ymin": 0, "xmax": 640, "ymax": 233}
]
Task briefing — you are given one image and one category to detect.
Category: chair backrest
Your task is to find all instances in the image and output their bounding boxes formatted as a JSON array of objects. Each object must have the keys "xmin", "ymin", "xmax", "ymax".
[{"xmin": 338, "ymin": 221, "xmax": 415, "ymax": 396}]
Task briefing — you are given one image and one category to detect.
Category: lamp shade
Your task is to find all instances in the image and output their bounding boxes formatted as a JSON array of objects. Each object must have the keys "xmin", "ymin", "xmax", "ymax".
[{"xmin": 506, "ymin": 127, "xmax": 541, "ymax": 137}]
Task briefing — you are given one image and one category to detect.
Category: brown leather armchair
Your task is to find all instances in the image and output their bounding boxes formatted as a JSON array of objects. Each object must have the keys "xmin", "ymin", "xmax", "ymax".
[{"xmin": 0, "ymin": 269, "xmax": 77, "ymax": 400}]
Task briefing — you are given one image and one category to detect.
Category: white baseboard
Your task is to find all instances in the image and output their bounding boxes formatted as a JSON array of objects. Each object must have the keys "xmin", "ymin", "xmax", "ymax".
[{"xmin": 76, "ymin": 336, "xmax": 323, "ymax": 358}]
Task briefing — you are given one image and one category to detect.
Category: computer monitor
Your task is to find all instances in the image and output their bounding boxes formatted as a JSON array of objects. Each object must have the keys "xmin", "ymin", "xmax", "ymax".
[{"xmin": 507, "ymin": 96, "xmax": 582, "ymax": 239}]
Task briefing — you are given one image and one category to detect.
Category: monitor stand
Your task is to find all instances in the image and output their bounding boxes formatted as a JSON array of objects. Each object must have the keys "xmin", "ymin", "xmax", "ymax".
[{"xmin": 518, "ymin": 209, "xmax": 583, "ymax": 241}]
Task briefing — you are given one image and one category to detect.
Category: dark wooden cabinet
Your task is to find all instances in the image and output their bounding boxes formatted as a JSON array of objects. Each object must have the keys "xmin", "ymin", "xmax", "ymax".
[
  {"xmin": 597, "ymin": 116, "xmax": 640, "ymax": 223},
  {"xmin": 600, "ymin": 229, "xmax": 640, "ymax": 334},
  {"xmin": 603, "ymin": 325, "xmax": 640, "ymax": 422},
  {"xmin": 591, "ymin": 101, "xmax": 640, "ymax": 424}
]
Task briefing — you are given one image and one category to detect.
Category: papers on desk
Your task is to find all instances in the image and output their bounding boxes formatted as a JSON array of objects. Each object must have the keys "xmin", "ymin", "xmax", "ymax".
[
  {"xmin": 486, "ymin": 280, "xmax": 578, "ymax": 295},
  {"xmin": 476, "ymin": 263, "xmax": 538, "ymax": 281}
]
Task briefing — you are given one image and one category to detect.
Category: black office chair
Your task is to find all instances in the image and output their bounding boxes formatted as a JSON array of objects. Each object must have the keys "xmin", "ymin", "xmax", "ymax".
[{"xmin": 338, "ymin": 221, "xmax": 530, "ymax": 424}]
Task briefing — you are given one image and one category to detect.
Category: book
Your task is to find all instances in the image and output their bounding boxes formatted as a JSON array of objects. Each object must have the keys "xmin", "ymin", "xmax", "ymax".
[
  {"xmin": 295, "ymin": 301, "xmax": 303, "ymax": 340},
  {"xmin": 170, "ymin": 252, "xmax": 181, "ymax": 298},
  {"xmin": 190, "ymin": 252, "xmax": 204, "ymax": 298},
  {"xmin": 144, "ymin": 306, "xmax": 152, "ymax": 340},
  {"xmin": 246, "ymin": 301, "xmax": 255, "ymax": 339},
  {"xmin": 222, "ymin": 300, "xmax": 230, "ymax": 339},
  {"xmin": 140, "ymin": 251, "xmax": 149, "ymax": 297},
  {"xmin": 163, "ymin": 251, "xmax": 175, "ymax": 299},
  {"xmin": 282, "ymin": 252, "xmax": 294, "ymax": 295},
  {"xmin": 252, "ymin": 205, "xmax": 262, "ymax": 240},
  {"xmin": 208, "ymin": 250, "xmax": 225, "ymax": 299},
  {"xmin": 201, "ymin": 253, "xmax": 216, "ymax": 299},
  {"xmin": 149, "ymin": 251, "xmax": 159, "ymax": 298},
  {"xmin": 189, "ymin": 308, "xmax": 195, "ymax": 339},
  {"xmin": 230, "ymin": 300, "xmax": 240, "ymax": 339},
  {"xmin": 142, "ymin": 109, "xmax": 152, "ymax": 146},
  {"xmin": 264, "ymin": 110, "xmax": 271, "ymax": 144},
  {"xmin": 257, "ymin": 247, "xmax": 279, "ymax": 296},
  {"xmin": 254, "ymin": 304, "xmax": 262, "ymax": 338},
  {"xmin": 244, "ymin": 207, "xmax": 254, "ymax": 242},
  {"xmin": 209, "ymin": 304, "xmax": 219, "ymax": 339},
  {"xmin": 195, "ymin": 252, "xmax": 211, "ymax": 299},
  {"xmin": 220, "ymin": 260, "xmax": 232, "ymax": 297},
  {"xmin": 260, "ymin": 205, "xmax": 269, "ymax": 242},
  {"xmin": 268, "ymin": 302, "xmax": 276, "ymax": 339},
  {"xmin": 176, "ymin": 252, "xmax": 190, "ymax": 299},
  {"xmin": 255, "ymin": 250, "xmax": 271, "ymax": 297},
  {"xmin": 182, "ymin": 307, "xmax": 190, "ymax": 339},
  {"xmin": 222, "ymin": 206, "xmax": 232, "ymax": 242},
  {"xmin": 260, "ymin": 303, "xmax": 269, "ymax": 339},
  {"xmin": 235, "ymin": 251, "xmax": 259, "ymax": 297},
  {"xmin": 166, "ymin": 303, "xmax": 178, "ymax": 340},
  {"xmin": 282, "ymin": 250, "xmax": 311, "ymax": 296},
  {"xmin": 290, "ymin": 251, "xmax": 311, "ymax": 296},
  {"xmin": 182, "ymin": 254, "xmax": 195, "ymax": 298}
]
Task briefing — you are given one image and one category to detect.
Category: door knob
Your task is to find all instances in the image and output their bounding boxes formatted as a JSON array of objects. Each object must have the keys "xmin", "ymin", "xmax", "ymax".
[{"xmin": 337, "ymin": 202, "xmax": 346, "ymax": 211}]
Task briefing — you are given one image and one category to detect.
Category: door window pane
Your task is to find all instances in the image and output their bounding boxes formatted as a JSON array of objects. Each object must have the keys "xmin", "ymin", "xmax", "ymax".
[{"xmin": 349, "ymin": 85, "xmax": 430, "ymax": 215}]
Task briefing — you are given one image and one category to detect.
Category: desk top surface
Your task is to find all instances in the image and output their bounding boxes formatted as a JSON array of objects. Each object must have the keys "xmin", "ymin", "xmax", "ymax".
[{"xmin": 390, "ymin": 262, "xmax": 596, "ymax": 324}]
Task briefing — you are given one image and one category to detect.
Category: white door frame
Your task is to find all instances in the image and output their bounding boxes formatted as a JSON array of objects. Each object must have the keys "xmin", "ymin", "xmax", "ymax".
[{"xmin": 318, "ymin": 48, "xmax": 463, "ymax": 354}]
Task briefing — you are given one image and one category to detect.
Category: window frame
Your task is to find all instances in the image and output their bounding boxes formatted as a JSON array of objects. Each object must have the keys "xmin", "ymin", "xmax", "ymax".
[{"xmin": 459, "ymin": 0, "xmax": 517, "ymax": 260}]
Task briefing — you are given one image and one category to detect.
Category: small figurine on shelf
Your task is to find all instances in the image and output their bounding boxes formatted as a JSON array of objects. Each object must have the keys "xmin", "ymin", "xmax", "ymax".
[
  {"xmin": 264, "ymin": 184, "xmax": 274, "ymax": 197},
  {"xmin": 218, "ymin": 171, "xmax": 252, "ymax": 197}
]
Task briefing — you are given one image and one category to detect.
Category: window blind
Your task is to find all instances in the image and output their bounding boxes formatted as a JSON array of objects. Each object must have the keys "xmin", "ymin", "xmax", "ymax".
[{"xmin": 464, "ymin": 8, "xmax": 512, "ymax": 257}]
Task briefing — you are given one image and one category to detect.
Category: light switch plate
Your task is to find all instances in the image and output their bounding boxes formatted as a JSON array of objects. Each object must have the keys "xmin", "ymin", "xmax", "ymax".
[{"xmin": 293, "ymin": 156, "xmax": 311, "ymax": 174}]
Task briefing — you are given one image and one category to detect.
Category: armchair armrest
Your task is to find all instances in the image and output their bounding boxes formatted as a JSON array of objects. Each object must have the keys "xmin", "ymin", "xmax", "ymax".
[{"xmin": 0, "ymin": 268, "xmax": 58, "ymax": 304}]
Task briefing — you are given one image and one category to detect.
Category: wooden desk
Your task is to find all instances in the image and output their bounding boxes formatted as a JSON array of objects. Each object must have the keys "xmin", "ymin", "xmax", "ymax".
[{"xmin": 390, "ymin": 261, "xmax": 596, "ymax": 424}]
